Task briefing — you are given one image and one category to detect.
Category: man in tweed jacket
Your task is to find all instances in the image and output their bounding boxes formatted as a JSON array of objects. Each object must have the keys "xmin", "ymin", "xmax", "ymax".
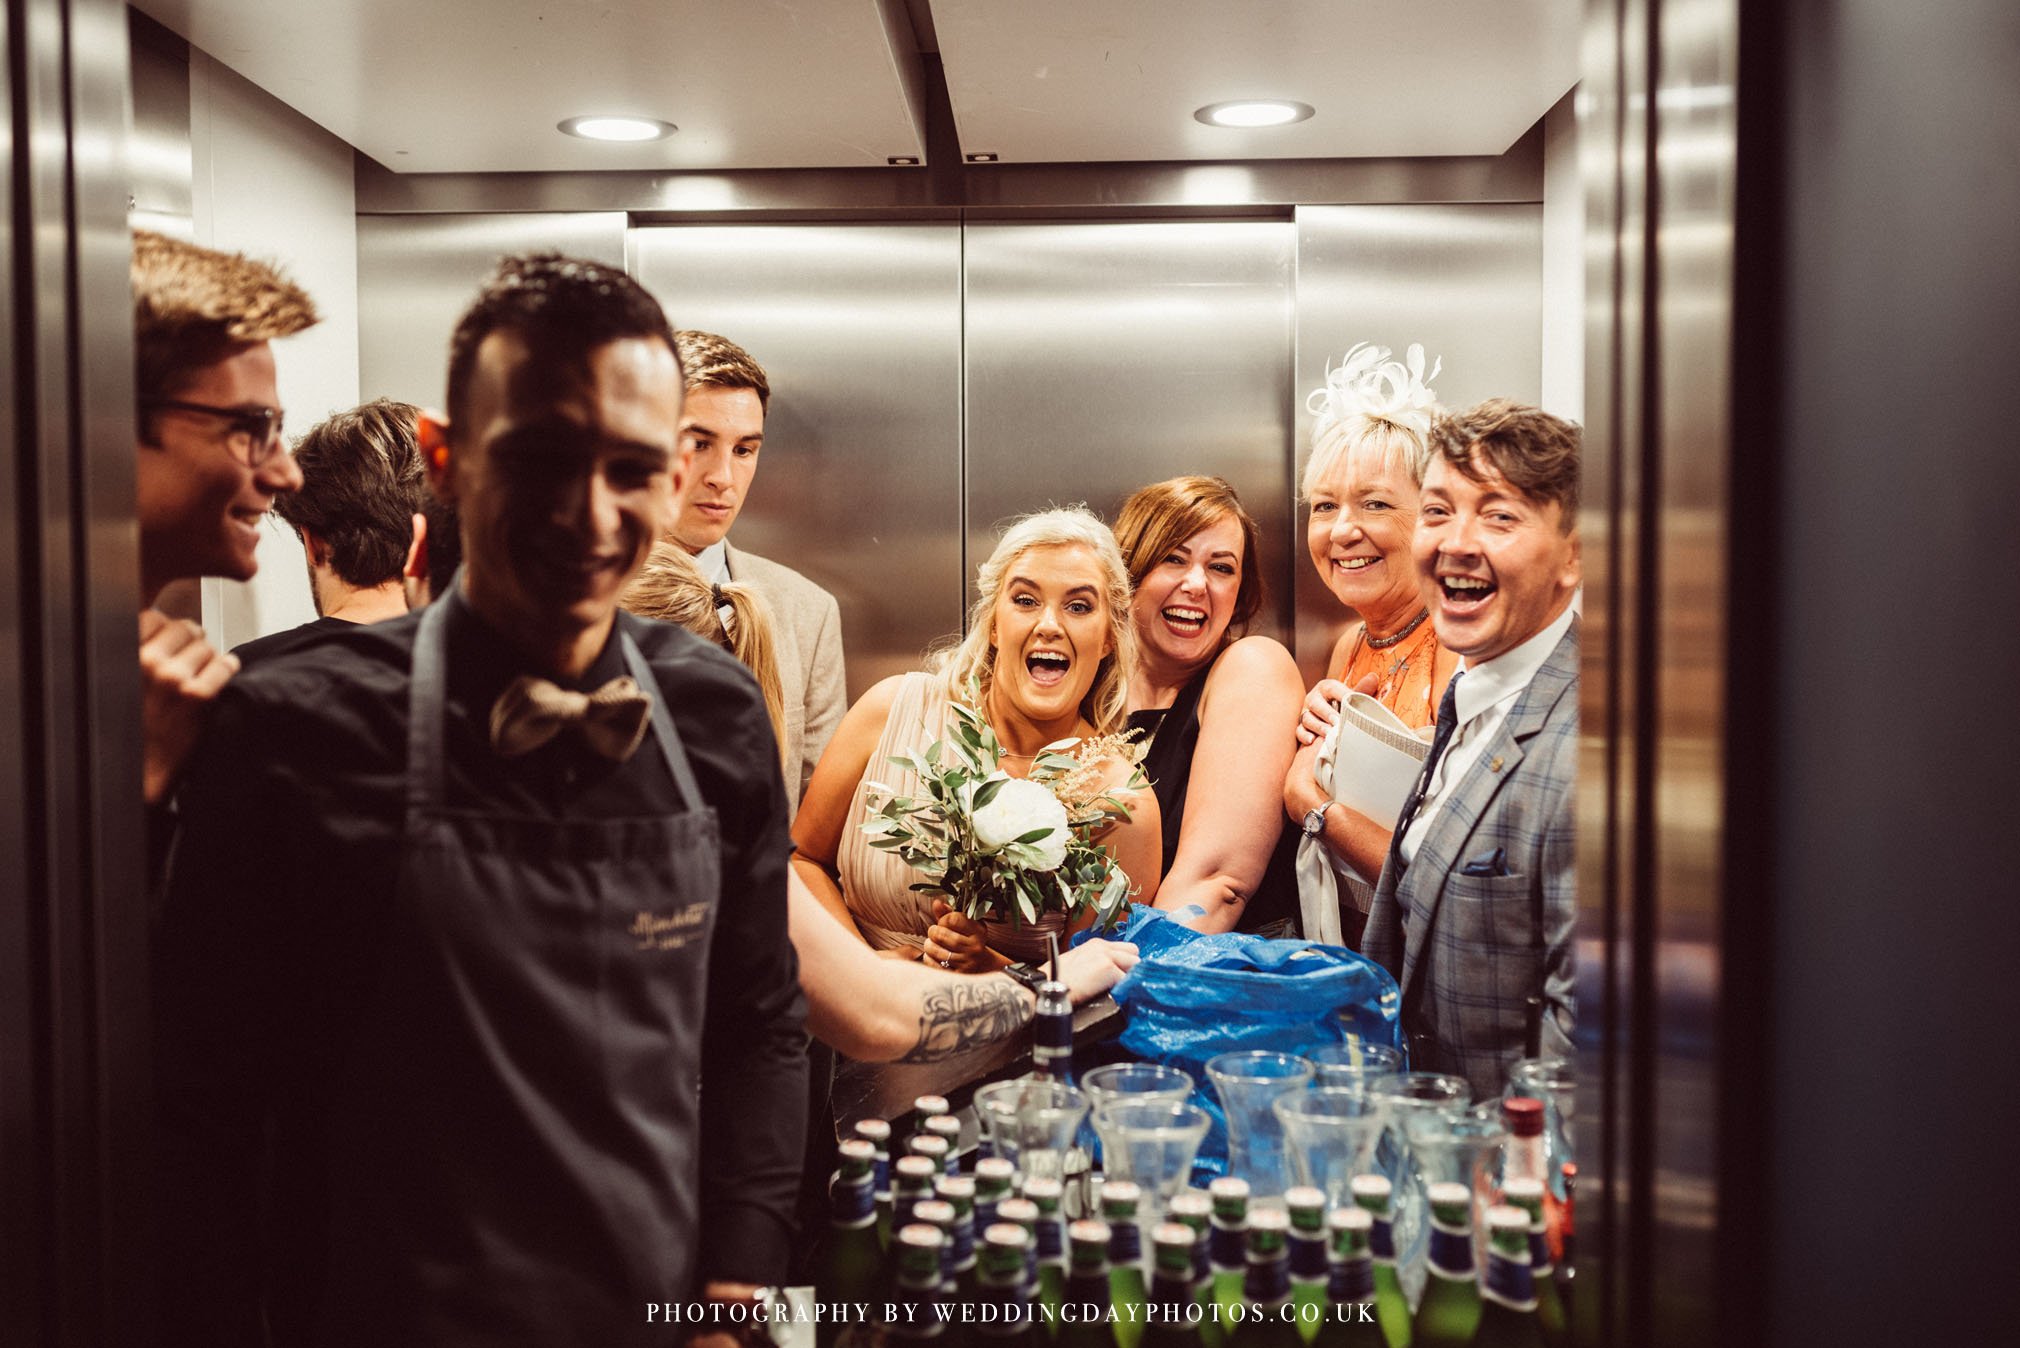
[
  {"xmin": 667, "ymin": 331, "xmax": 846, "ymax": 815},
  {"xmin": 1362, "ymin": 400, "xmax": 1581, "ymax": 1101}
]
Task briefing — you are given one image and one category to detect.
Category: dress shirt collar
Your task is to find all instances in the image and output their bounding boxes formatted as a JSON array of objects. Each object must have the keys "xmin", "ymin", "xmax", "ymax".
[
  {"xmin": 692, "ymin": 540, "xmax": 731, "ymax": 586},
  {"xmin": 1452, "ymin": 601, "xmax": 1577, "ymax": 727}
]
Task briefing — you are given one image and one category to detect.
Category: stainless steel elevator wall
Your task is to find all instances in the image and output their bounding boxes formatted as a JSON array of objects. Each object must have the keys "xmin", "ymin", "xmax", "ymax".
[
  {"xmin": 356, "ymin": 212, "xmax": 629, "ymax": 409},
  {"xmin": 356, "ymin": 211, "xmax": 1546, "ymax": 710},
  {"xmin": 1291, "ymin": 204, "xmax": 1545, "ymax": 686},
  {"xmin": 628, "ymin": 224, "xmax": 967, "ymax": 698},
  {"xmin": 962, "ymin": 220, "xmax": 1299, "ymax": 644}
]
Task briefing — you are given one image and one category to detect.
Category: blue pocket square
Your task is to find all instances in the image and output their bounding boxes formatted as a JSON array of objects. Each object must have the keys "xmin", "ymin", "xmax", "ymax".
[{"xmin": 1460, "ymin": 847, "xmax": 1510, "ymax": 877}]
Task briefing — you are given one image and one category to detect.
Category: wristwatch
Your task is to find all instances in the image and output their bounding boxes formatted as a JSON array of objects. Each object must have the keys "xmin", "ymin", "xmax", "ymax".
[
  {"xmin": 1301, "ymin": 803, "xmax": 1333, "ymax": 839},
  {"xmin": 1002, "ymin": 961, "xmax": 1049, "ymax": 994}
]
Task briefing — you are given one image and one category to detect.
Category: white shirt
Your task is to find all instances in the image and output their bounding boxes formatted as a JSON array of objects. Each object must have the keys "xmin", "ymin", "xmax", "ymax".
[
  {"xmin": 1399, "ymin": 602, "xmax": 1577, "ymax": 865},
  {"xmin": 692, "ymin": 540, "xmax": 731, "ymax": 585}
]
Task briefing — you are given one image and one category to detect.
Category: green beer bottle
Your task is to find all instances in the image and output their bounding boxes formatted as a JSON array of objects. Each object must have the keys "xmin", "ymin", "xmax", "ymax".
[
  {"xmin": 1207, "ymin": 1177, "xmax": 1251, "ymax": 1328},
  {"xmin": 1311, "ymin": 1208, "xmax": 1387, "ymax": 1348},
  {"xmin": 1102, "ymin": 1181, "xmax": 1151, "ymax": 1348},
  {"xmin": 928, "ymin": 1113, "xmax": 967, "ymax": 1175},
  {"xmin": 890, "ymin": 1224, "xmax": 951, "ymax": 1346},
  {"xmin": 1410, "ymin": 1184, "xmax": 1480, "ymax": 1348},
  {"xmin": 813, "ymin": 1139, "xmax": 885, "ymax": 1348},
  {"xmin": 1348, "ymin": 1175, "xmax": 1410, "ymax": 1348},
  {"xmin": 1165, "ymin": 1191, "xmax": 1225, "ymax": 1348},
  {"xmin": 853, "ymin": 1118, "xmax": 894, "ymax": 1247},
  {"xmin": 1283, "ymin": 1188, "xmax": 1330, "ymax": 1344},
  {"xmin": 976, "ymin": 1157, "xmax": 1019, "ymax": 1230},
  {"xmin": 939, "ymin": 1174, "xmax": 982, "ymax": 1299},
  {"xmin": 1057, "ymin": 1219, "xmax": 1119, "ymax": 1348},
  {"xmin": 1499, "ymin": 1179, "xmax": 1564, "ymax": 1346},
  {"xmin": 1472, "ymin": 1207, "xmax": 1548, "ymax": 1348},
  {"xmin": 1026, "ymin": 1176, "xmax": 1071, "ymax": 1334},
  {"xmin": 997, "ymin": 1197, "xmax": 1043, "ymax": 1308},
  {"xmin": 1144, "ymin": 1222, "xmax": 1207, "ymax": 1348},
  {"xmin": 1227, "ymin": 1208, "xmax": 1300, "ymax": 1348},
  {"xmin": 915, "ymin": 1198, "xmax": 971, "ymax": 1348},
  {"xmin": 894, "ymin": 1156, "xmax": 942, "ymax": 1238},
  {"xmin": 979, "ymin": 1223, "xmax": 1042, "ymax": 1348}
]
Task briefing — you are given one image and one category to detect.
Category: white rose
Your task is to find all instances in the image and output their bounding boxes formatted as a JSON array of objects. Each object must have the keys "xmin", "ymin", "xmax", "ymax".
[{"xmin": 971, "ymin": 777, "xmax": 1071, "ymax": 871}]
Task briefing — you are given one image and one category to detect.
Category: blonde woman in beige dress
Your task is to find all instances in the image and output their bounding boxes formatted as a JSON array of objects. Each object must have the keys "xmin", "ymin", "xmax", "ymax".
[{"xmin": 792, "ymin": 507, "xmax": 1161, "ymax": 973}]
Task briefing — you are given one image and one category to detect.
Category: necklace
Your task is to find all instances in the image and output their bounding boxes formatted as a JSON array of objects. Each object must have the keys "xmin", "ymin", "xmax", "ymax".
[{"xmin": 1365, "ymin": 608, "xmax": 1430, "ymax": 649}]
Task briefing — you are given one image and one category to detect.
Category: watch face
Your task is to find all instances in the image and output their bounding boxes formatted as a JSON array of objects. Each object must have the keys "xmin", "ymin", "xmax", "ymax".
[{"xmin": 1303, "ymin": 806, "xmax": 1327, "ymax": 836}]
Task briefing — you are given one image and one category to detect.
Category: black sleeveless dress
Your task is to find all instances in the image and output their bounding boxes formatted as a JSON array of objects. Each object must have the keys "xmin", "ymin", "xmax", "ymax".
[{"xmin": 1126, "ymin": 657, "xmax": 1302, "ymax": 937}]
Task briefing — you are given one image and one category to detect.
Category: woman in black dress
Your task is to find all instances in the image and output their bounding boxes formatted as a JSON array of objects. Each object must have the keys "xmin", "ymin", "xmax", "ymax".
[{"xmin": 1115, "ymin": 476, "xmax": 1306, "ymax": 935}]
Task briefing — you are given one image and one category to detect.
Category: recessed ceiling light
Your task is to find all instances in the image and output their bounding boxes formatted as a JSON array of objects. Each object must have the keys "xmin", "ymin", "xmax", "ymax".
[
  {"xmin": 558, "ymin": 115, "xmax": 677, "ymax": 143},
  {"xmin": 1194, "ymin": 100, "xmax": 1314, "ymax": 129}
]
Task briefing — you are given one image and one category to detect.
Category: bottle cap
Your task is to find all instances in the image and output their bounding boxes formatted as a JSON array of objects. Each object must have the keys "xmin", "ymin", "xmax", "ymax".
[
  {"xmin": 1023, "ymin": 1176, "xmax": 1063, "ymax": 1204},
  {"xmin": 1486, "ymin": 1205, "xmax": 1529, "ymax": 1234},
  {"xmin": 853, "ymin": 1118, "xmax": 892, "ymax": 1143},
  {"xmin": 1349, "ymin": 1174, "xmax": 1392, "ymax": 1201},
  {"xmin": 983, "ymin": 1222, "xmax": 1030, "ymax": 1250},
  {"xmin": 975, "ymin": 1157, "xmax": 1017, "ymax": 1187},
  {"xmin": 1208, "ymin": 1176, "xmax": 1251, "ymax": 1199},
  {"xmin": 997, "ymin": 1197, "xmax": 1039, "ymax": 1224},
  {"xmin": 1502, "ymin": 1177, "xmax": 1546, "ymax": 1208},
  {"xmin": 1101, "ymin": 1180, "xmax": 1142, "ymax": 1212},
  {"xmin": 1328, "ymin": 1207, "xmax": 1373, "ymax": 1233},
  {"xmin": 1166, "ymin": 1190, "xmax": 1211, "ymax": 1222},
  {"xmin": 935, "ymin": 1175, "xmax": 976, "ymax": 1203},
  {"xmin": 913, "ymin": 1198, "xmax": 955, "ymax": 1227},
  {"xmin": 1247, "ymin": 1207, "xmax": 1289, "ymax": 1233},
  {"xmin": 1502, "ymin": 1096, "xmax": 1545, "ymax": 1137},
  {"xmin": 914, "ymin": 1094, "xmax": 950, "ymax": 1117},
  {"xmin": 1284, "ymin": 1187, "xmax": 1326, "ymax": 1224},
  {"xmin": 909, "ymin": 1134, "xmax": 950, "ymax": 1160},
  {"xmin": 894, "ymin": 1155, "xmax": 938, "ymax": 1183}
]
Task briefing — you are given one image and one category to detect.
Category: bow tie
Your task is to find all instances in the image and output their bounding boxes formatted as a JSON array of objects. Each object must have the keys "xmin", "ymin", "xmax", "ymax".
[{"xmin": 489, "ymin": 673, "xmax": 653, "ymax": 763}]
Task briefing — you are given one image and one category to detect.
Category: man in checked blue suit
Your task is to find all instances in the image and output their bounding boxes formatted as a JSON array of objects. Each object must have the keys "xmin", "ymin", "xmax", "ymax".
[{"xmin": 1362, "ymin": 399, "xmax": 1581, "ymax": 1100}]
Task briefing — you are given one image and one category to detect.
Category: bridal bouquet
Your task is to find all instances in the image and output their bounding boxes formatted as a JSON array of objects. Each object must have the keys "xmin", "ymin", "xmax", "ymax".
[{"xmin": 859, "ymin": 681, "xmax": 1146, "ymax": 935}]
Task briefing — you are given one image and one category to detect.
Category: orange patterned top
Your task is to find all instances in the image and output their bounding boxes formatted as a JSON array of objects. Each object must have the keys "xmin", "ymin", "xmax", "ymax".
[{"xmin": 1333, "ymin": 613, "xmax": 1459, "ymax": 730}]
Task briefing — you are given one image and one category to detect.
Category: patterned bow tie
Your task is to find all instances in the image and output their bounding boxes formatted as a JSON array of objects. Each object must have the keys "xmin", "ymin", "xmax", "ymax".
[{"xmin": 489, "ymin": 673, "xmax": 653, "ymax": 763}]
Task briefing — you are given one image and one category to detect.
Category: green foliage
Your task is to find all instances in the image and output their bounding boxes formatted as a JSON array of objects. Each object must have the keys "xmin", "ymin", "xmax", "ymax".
[{"xmin": 861, "ymin": 678, "xmax": 1143, "ymax": 933}]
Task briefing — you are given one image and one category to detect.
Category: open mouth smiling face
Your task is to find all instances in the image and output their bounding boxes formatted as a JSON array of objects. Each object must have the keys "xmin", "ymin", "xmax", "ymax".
[
  {"xmin": 991, "ymin": 542, "xmax": 1114, "ymax": 723},
  {"xmin": 1131, "ymin": 512, "xmax": 1244, "ymax": 669},
  {"xmin": 1306, "ymin": 440, "xmax": 1422, "ymax": 620},
  {"xmin": 1413, "ymin": 456, "xmax": 1580, "ymax": 663}
]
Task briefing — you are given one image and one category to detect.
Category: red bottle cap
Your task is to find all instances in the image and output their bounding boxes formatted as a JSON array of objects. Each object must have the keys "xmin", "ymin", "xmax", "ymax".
[{"xmin": 1502, "ymin": 1096, "xmax": 1545, "ymax": 1137}]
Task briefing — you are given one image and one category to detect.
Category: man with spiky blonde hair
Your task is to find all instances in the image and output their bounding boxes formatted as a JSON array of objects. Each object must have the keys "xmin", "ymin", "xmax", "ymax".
[{"xmin": 130, "ymin": 229, "xmax": 318, "ymax": 803}]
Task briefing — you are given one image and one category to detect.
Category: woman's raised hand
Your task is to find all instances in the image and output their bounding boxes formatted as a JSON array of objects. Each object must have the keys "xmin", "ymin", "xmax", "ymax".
[
  {"xmin": 923, "ymin": 899, "xmax": 996, "ymax": 973},
  {"xmin": 1057, "ymin": 939, "xmax": 1139, "ymax": 1005}
]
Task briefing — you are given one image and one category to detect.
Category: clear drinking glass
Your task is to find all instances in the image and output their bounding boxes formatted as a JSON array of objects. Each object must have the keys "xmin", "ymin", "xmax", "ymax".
[
  {"xmin": 1092, "ymin": 1100, "xmax": 1212, "ymax": 1226},
  {"xmin": 1081, "ymin": 1062, "xmax": 1195, "ymax": 1111},
  {"xmin": 1308, "ymin": 1041, "xmax": 1404, "ymax": 1091},
  {"xmin": 1366, "ymin": 1072, "xmax": 1471, "ymax": 1307},
  {"xmin": 1204, "ymin": 1051, "xmax": 1314, "ymax": 1204},
  {"xmin": 1403, "ymin": 1102, "xmax": 1508, "ymax": 1284},
  {"xmin": 973, "ymin": 1076, "xmax": 1089, "ymax": 1189},
  {"xmin": 1272, "ymin": 1086, "xmax": 1386, "ymax": 1212}
]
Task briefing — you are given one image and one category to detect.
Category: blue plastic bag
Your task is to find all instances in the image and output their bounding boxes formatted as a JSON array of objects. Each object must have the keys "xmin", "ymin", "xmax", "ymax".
[{"xmin": 1080, "ymin": 904, "xmax": 1402, "ymax": 1177}]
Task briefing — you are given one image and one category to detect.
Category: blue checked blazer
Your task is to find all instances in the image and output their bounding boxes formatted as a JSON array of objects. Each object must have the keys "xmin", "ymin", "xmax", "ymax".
[{"xmin": 1362, "ymin": 620, "xmax": 1578, "ymax": 1100}]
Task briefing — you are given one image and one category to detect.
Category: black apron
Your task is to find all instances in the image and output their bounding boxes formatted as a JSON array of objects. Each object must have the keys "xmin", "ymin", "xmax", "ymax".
[{"xmin": 309, "ymin": 603, "xmax": 721, "ymax": 1347}]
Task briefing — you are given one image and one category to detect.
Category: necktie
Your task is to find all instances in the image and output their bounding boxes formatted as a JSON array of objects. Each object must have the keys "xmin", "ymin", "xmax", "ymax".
[
  {"xmin": 489, "ymin": 673, "xmax": 653, "ymax": 763},
  {"xmin": 1390, "ymin": 670, "xmax": 1465, "ymax": 864}
]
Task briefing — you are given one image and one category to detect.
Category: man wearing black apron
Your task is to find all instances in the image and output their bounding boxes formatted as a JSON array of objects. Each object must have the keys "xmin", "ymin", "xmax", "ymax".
[{"xmin": 155, "ymin": 254, "xmax": 808, "ymax": 1346}]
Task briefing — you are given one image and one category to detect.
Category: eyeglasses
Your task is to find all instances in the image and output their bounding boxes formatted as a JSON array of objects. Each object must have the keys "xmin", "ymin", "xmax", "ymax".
[{"xmin": 144, "ymin": 398, "xmax": 288, "ymax": 468}]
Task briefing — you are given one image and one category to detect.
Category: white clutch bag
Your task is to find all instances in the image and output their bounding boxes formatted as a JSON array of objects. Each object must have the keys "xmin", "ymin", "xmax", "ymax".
[{"xmin": 1297, "ymin": 692, "xmax": 1436, "ymax": 944}]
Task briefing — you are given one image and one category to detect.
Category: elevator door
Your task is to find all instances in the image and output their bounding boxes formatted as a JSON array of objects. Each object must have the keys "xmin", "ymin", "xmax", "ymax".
[
  {"xmin": 962, "ymin": 219, "xmax": 1299, "ymax": 643},
  {"xmin": 629, "ymin": 224, "xmax": 966, "ymax": 697}
]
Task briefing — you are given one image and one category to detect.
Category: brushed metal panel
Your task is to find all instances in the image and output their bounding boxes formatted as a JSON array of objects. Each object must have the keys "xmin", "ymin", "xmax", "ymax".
[
  {"xmin": 1290, "ymin": 204, "xmax": 1544, "ymax": 686},
  {"xmin": 628, "ymin": 223, "xmax": 966, "ymax": 700},
  {"xmin": 962, "ymin": 219, "xmax": 1296, "ymax": 641},
  {"xmin": 355, "ymin": 211, "xmax": 628, "ymax": 409},
  {"xmin": 353, "ymin": 133, "xmax": 1543, "ymax": 217}
]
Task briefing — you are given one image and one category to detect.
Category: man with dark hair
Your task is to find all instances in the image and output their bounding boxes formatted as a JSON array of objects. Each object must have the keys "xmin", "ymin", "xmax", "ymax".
[
  {"xmin": 1362, "ymin": 398, "xmax": 1582, "ymax": 1100},
  {"xmin": 156, "ymin": 253, "xmax": 808, "ymax": 1346},
  {"xmin": 131, "ymin": 228, "xmax": 318, "ymax": 802},
  {"xmin": 668, "ymin": 329, "xmax": 845, "ymax": 814},
  {"xmin": 232, "ymin": 397, "xmax": 429, "ymax": 666}
]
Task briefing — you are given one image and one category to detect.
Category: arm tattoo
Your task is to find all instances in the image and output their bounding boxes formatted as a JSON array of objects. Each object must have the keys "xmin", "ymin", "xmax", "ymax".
[{"xmin": 897, "ymin": 980, "xmax": 1031, "ymax": 1064}]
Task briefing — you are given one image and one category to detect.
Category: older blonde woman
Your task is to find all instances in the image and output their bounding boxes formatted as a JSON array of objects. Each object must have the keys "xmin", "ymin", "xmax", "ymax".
[
  {"xmin": 793, "ymin": 507, "xmax": 1161, "ymax": 973},
  {"xmin": 1285, "ymin": 344, "xmax": 1461, "ymax": 943}
]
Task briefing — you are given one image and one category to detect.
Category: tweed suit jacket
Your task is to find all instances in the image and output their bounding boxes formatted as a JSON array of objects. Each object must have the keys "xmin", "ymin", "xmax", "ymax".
[
  {"xmin": 1362, "ymin": 619, "xmax": 1578, "ymax": 1100},
  {"xmin": 723, "ymin": 541, "xmax": 848, "ymax": 817}
]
